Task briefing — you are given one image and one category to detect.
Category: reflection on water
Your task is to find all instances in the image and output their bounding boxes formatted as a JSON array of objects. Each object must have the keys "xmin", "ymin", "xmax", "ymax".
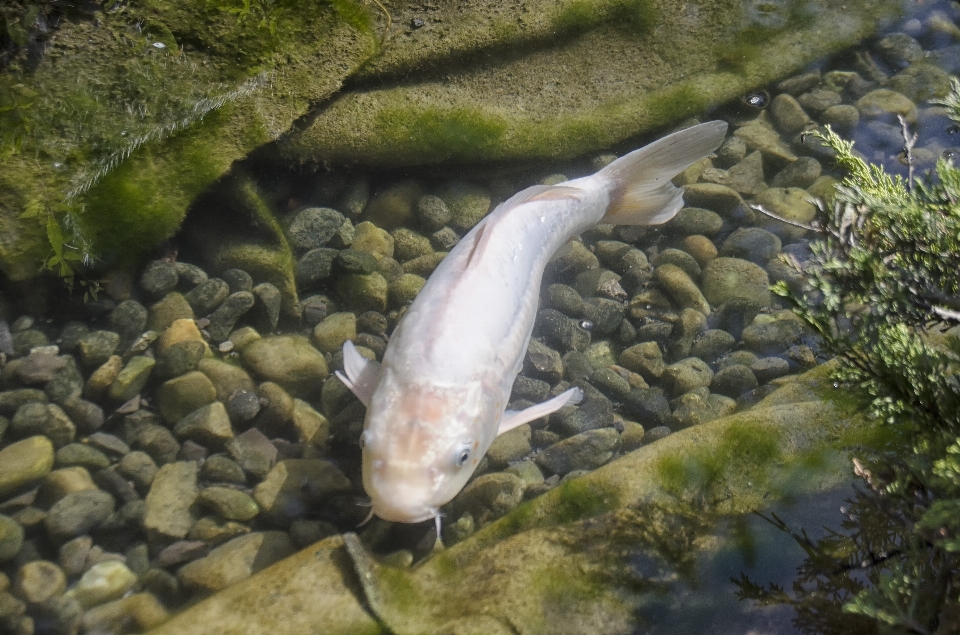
[
  {"xmin": 733, "ymin": 458, "xmax": 960, "ymax": 635},
  {"xmin": 638, "ymin": 483, "xmax": 860, "ymax": 635}
]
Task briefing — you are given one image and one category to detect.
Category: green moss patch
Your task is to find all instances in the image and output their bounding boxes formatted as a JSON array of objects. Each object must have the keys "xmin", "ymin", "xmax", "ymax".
[
  {"xmin": 375, "ymin": 106, "xmax": 509, "ymax": 161},
  {"xmin": 0, "ymin": 0, "xmax": 379, "ymax": 282},
  {"xmin": 655, "ymin": 419, "xmax": 783, "ymax": 499},
  {"xmin": 328, "ymin": 0, "xmax": 374, "ymax": 35},
  {"xmin": 555, "ymin": 0, "xmax": 658, "ymax": 35}
]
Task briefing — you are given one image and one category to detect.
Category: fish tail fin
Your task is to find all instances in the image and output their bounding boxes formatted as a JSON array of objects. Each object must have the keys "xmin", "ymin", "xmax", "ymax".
[{"xmin": 600, "ymin": 120, "xmax": 728, "ymax": 225}]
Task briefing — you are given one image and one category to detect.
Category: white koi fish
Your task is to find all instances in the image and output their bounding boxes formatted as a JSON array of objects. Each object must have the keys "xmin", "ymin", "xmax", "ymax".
[{"xmin": 337, "ymin": 121, "xmax": 728, "ymax": 532}]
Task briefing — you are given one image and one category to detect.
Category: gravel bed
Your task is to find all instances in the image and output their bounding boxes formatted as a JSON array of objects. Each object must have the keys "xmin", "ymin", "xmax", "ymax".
[{"xmin": 2, "ymin": 15, "xmax": 960, "ymax": 633}]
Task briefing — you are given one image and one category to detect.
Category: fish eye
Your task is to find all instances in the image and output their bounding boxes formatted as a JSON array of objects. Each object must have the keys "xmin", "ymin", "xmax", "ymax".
[
  {"xmin": 455, "ymin": 445, "xmax": 472, "ymax": 467},
  {"xmin": 359, "ymin": 430, "xmax": 372, "ymax": 449}
]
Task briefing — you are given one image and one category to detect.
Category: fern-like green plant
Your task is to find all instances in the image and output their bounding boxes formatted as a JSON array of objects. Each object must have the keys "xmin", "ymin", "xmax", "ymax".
[{"xmin": 737, "ymin": 80, "xmax": 960, "ymax": 635}]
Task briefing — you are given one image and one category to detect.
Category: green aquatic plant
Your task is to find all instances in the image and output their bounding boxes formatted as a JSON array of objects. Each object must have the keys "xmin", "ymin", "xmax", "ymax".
[
  {"xmin": 1, "ymin": 9, "xmax": 272, "ymax": 282},
  {"xmin": 738, "ymin": 82, "xmax": 960, "ymax": 634},
  {"xmin": 210, "ymin": 0, "xmax": 283, "ymax": 33},
  {"xmin": 2, "ymin": 0, "xmax": 378, "ymax": 285},
  {"xmin": 11, "ymin": 192, "xmax": 99, "ymax": 292},
  {"xmin": 0, "ymin": 76, "xmax": 35, "ymax": 155},
  {"xmin": 1, "ymin": 0, "xmax": 109, "ymax": 68},
  {"xmin": 206, "ymin": 0, "xmax": 375, "ymax": 37}
]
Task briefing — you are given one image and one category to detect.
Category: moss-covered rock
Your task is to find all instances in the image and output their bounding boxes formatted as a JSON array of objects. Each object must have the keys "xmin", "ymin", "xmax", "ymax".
[
  {"xmin": 143, "ymin": 362, "xmax": 874, "ymax": 635},
  {"xmin": 0, "ymin": 0, "xmax": 379, "ymax": 281},
  {"xmin": 0, "ymin": 0, "xmax": 901, "ymax": 291},
  {"xmin": 277, "ymin": 0, "xmax": 900, "ymax": 168}
]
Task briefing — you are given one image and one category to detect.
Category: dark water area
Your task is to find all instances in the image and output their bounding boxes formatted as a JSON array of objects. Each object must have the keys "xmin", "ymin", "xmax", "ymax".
[{"xmin": 642, "ymin": 483, "xmax": 859, "ymax": 635}]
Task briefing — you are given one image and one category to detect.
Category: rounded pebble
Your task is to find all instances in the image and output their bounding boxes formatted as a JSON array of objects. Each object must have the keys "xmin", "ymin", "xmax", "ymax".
[
  {"xmin": 139, "ymin": 261, "xmax": 178, "ymax": 299},
  {"xmin": 287, "ymin": 207, "xmax": 345, "ymax": 251},
  {"xmin": 66, "ymin": 560, "xmax": 137, "ymax": 609},
  {"xmin": 415, "ymin": 195, "xmax": 452, "ymax": 231},
  {"xmin": 16, "ymin": 560, "xmax": 66, "ymax": 604},
  {"xmin": 197, "ymin": 487, "xmax": 260, "ymax": 521},
  {"xmin": 225, "ymin": 390, "xmax": 262, "ymax": 425},
  {"xmin": 536, "ymin": 428, "xmax": 622, "ymax": 475},
  {"xmin": 0, "ymin": 514, "xmax": 24, "ymax": 562},
  {"xmin": 45, "ymin": 489, "xmax": 115, "ymax": 542},
  {"xmin": 711, "ymin": 364, "xmax": 760, "ymax": 398}
]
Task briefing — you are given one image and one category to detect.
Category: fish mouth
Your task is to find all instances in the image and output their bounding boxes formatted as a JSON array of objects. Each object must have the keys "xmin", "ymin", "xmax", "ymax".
[
  {"xmin": 364, "ymin": 461, "xmax": 444, "ymax": 524},
  {"xmin": 372, "ymin": 503, "xmax": 439, "ymax": 524}
]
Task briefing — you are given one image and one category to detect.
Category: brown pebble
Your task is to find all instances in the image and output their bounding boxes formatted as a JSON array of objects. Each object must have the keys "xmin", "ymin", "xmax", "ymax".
[{"xmin": 15, "ymin": 560, "xmax": 66, "ymax": 604}]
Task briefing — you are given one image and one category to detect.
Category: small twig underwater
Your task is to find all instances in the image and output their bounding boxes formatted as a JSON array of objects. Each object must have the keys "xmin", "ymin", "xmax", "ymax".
[
  {"xmin": 898, "ymin": 114, "xmax": 918, "ymax": 191},
  {"xmin": 749, "ymin": 203, "xmax": 824, "ymax": 233},
  {"xmin": 66, "ymin": 70, "xmax": 272, "ymax": 200},
  {"xmin": 366, "ymin": 0, "xmax": 392, "ymax": 43}
]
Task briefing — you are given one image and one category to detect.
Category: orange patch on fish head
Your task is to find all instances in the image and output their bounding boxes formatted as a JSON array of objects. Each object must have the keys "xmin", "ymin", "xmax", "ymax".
[{"xmin": 398, "ymin": 387, "xmax": 450, "ymax": 427}]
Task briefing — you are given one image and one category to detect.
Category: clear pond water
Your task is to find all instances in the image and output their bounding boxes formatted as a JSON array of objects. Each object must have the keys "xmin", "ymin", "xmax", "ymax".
[{"xmin": 0, "ymin": 0, "xmax": 957, "ymax": 633}]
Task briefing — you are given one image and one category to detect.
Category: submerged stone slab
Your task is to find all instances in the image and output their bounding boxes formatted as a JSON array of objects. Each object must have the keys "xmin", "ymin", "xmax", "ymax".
[
  {"xmin": 142, "ymin": 534, "xmax": 380, "ymax": 635},
  {"xmin": 278, "ymin": 0, "xmax": 900, "ymax": 167},
  {"xmin": 145, "ymin": 362, "xmax": 870, "ymax": 634}
]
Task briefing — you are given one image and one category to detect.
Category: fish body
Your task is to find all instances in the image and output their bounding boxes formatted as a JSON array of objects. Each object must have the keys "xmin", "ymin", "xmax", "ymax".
[{"xmin": 338, "ymin": 121, "xmax": 728, "ymax": 526}]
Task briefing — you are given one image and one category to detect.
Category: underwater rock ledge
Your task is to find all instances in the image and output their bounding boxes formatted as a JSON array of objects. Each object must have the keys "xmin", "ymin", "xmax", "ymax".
[
  {"xmin": 143, "ymin": 361, "xmax": 869, "ymax": 635},
  {"xmin": 0, "ymin": 0, "xmax": 902, "ymax": 281},
  {"xmin": 277, "ymin": 0, "xmax": 902, "ymax": 167},
  {"xmin": 0, "ymin": 0, "xmax": 379, "ymax": 282}
]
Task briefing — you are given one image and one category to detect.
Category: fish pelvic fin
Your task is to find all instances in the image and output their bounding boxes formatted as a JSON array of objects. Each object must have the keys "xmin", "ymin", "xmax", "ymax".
[
  {"xmin": 336, "ymin": 340, "xmax": 382, "ymax": 407},
  {"xmin": 600, "ymin": 121, "xmax": 728, "ymax": 225}
]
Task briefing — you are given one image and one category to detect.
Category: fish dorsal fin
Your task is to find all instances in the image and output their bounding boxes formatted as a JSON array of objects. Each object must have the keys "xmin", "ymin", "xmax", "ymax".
[
  {"xmin": 465, "ymin": 185, "xmax": 583, "ymax": 268},
  {"xmin": 499, "ymin": 184, "xmax": 582, "ymax": 209},
  {"xmin": 335, "ymin": 340, "xmax": 381, "ymax": 407},
  {"xmin": 464, "ymin": 219, "xmax": 488, "ymax": 268}
]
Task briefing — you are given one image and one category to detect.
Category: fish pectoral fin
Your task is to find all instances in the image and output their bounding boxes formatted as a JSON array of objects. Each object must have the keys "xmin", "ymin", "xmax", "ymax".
[
  {"xmin": 498, "ymin": 387, "xmax": 583, "ymax": 435},
  {"xmin": 336, "ymin": 340, "xmax": 381, "ymax": 407}
]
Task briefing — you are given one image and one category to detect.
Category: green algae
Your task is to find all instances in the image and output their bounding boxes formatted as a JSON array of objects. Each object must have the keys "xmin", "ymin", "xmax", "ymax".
[
  {"xmin": 375, "ymin": 106, "xmax": 509, "ymax": 161},
  {"xmin": 364, "ymin": 559, "xmax": 422, "ymax": 616},
  {"xmin": 327, "ymin": 0, "xmax": 375, "ymax": 35},
  {"xmin": 613, "ymin": 0, "xmax": 658, "ymax": 33},
  {"xmin": 470, "ymin": 477, "xmax": 623, "ymax": 549},
  {"xmin": 532, "ymin": 563, "xmax": 625, "ymax": 620},
  {"xmin": 82, "ymin": 107, "xmax": 263, "ymax": 263},
  {"xmin": 555, "ymin": 0, "xmax": 607, "ymax": 34},
  {"xmin": 545, "ymin": 477, "xmax": 623, "ymax": 524},
  {"xmin": 716, "ymin": 1, "xmax": 818, "ymax": 72},
  {"xmin": 555, "ymin": 0, "xmax": 658, "ymax": 35},
  {"xmin": 177, "ymin": 169, "xmax": 306, "ymax": 317},
  {"xmin": 0, "ymin": 0, "xmax": 378, "ymax": 282},
  {"xmin": 641, "ymin": 82, "xmax": 711, "ymax": 127},
  {"xmin": 144, "ymin": 365, "xmax": 879, "ymax": 635},
  {"xmin": 654, "ymin": 419, "xmax": 783, "ymax": 500},
  {"xmin": 287, "ymin": 0, "xmax": 900, "ymax": 168}
]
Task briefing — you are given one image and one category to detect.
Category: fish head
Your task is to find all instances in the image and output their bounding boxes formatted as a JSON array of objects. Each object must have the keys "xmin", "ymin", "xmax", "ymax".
[{"xmin": 360, "ymin": 375, "xmax": 499, "ymax": 524}]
